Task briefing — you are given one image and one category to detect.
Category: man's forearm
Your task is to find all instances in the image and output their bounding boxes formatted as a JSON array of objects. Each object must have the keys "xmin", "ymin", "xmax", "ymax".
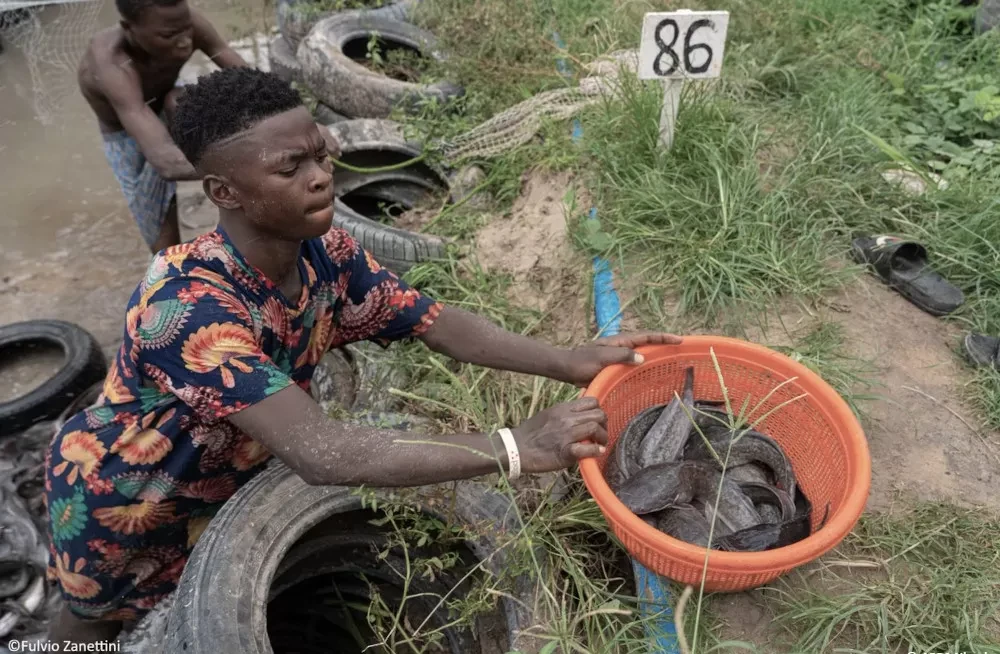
[
  {"xmin": 229, "ymin": 386, "xmax": 512, "ymax": 487},
  {"xmin": 151, "ymin": 145, "xmax": 199, "ymax": 181},
  {"xmin": 419, "ymin": 306, "xmax": 571, "ymax": 381},
  {"xmin": 304, "ymin": 426, "xmax": 509, "ymax": 487}
]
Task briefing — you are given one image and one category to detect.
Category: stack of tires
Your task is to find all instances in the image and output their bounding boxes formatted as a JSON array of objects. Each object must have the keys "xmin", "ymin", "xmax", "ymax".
[{"xmin": 268, "ymin": 0, "xmax": 464, "ymax": 273}]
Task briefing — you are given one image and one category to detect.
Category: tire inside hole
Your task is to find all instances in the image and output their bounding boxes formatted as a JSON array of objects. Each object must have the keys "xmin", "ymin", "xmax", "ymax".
[
  {"xmin": 342, "ymin": 36, "xmax": 426, "ymax": 82},
  {"xmin": 266, "ymin": 508, "xmax": 507, "ymax": 654},
  {"xmin": 340, "ymin": 182, "xmax": 438, "ymax": 222},
  {"xmin": 333, "ymin": 153, "xmax": 447, "ymax": 224},
  {"xmin": 339, "ymin": 191, "xmax": 411, "ymax": 221}
]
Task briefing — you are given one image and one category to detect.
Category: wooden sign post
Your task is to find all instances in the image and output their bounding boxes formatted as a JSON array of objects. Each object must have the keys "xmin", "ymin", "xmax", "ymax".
[{"xmin": 638, "ymin": 9, "xmax": 730, "ymax": 150}]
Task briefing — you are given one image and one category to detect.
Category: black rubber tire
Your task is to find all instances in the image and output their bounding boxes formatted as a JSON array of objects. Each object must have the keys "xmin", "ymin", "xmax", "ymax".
[
  {"xmin": 333, "ymin": 201, "xmax": 444, "ymax": 273},
  {"xmin": 298, "ymin": 12, "xmax": 463, "ymax": 119},
  {"xmin": 0, "ymin": 321, "xmax": 107, "ymax": 436},
  {"xmin": 335, "ymin": 167, "xmax": 445, "ymax": 197},
  {"xmin": 268, "ymin": 35, "xmax": 301, "ymax": 84},
  {"xmin": 326, "ymin": 119, "xmax": 447, "ymax": 272},
  {"xmin": 162, "ymin": 462, "xmax": 545, "ymax": 653},
  {"xmin": 277, "ymin": 0, "xmax": 420, "ymax": 50}
]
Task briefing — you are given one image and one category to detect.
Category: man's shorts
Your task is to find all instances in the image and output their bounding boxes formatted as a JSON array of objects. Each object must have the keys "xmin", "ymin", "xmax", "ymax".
[{"xmin": 101, "ymin": 119, "xmax": 176, "ymax": 248}]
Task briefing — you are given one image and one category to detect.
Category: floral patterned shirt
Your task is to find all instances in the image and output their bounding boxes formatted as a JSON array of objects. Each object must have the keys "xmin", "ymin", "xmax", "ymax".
[{"xmin": 44, "ymin": 226, "xmax": 442, "ymax": 621}]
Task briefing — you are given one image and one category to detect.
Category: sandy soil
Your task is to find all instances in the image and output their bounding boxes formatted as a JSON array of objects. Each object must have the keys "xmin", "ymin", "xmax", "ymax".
[{"xmin": 474, "ymin": 169, "xmax": 592, "ymax": 347}]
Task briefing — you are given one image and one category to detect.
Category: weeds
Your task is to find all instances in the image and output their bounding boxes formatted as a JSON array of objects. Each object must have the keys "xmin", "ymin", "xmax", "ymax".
[{"xmin": 772, "ymin": 504, "xmax": 1000, "ymax": 653}]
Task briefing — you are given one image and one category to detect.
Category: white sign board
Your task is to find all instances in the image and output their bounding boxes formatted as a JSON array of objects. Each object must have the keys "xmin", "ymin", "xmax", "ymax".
[{"xmin": 638, "ymin": 10, "xmax": 730, "ymax": 80}]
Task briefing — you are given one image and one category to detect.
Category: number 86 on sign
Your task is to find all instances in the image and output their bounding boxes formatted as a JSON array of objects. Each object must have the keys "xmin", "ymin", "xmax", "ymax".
[{"xmin": 638, "ymin": 10, "xmax": 730, "ymax": 80}]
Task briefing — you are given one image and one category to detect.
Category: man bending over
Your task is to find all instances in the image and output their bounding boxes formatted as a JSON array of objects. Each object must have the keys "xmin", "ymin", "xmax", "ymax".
[
  {"xmin": 45, "ymin": 67, "xmax": 682, "ymax": 644},
  {"xmin": 79, "ymin": 0, "xmax": 338, "ymax": 252}
]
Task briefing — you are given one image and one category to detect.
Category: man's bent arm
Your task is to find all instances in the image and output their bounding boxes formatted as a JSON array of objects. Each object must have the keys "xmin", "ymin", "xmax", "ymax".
[
  {"xmin": 228, "ymin": 383, "xmax": 608, "ymax": 486},
  {"xmin": 100, "ymin": 65, "xmax": 199, "ymax": 181}
]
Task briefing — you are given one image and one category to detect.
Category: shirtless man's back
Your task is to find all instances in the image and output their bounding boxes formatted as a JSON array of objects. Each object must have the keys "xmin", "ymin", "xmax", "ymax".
[{"xmin": 78, "ymin": 0, "xmax": 245, "ymax": 252}]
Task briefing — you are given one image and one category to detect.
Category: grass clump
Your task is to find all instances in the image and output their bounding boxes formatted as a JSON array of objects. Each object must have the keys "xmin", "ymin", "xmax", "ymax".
[{"xmin": 772, "ymin": 503, "xmax": 1000, "ymax": 653}]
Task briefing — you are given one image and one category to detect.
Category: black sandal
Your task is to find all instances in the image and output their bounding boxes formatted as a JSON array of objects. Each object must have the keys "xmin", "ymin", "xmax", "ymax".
[
  {"xmin": 963, "ymin": 333, "xmax": 1000, "ymax": 369},
  {"xmin": 851, "ymin": 235, "xmax": 964, "ymax": 316}
]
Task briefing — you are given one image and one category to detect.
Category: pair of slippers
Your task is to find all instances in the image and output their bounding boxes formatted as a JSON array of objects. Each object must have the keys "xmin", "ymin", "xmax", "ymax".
[{"xmin": 850, "ymin": 235, "xmax": 964, "ymax": 316}]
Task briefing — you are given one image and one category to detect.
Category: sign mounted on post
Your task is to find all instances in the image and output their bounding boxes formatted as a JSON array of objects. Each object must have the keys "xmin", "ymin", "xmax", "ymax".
[{"xmin": 638, "ymin": 9, "xmax": 730, "ymax": 149}]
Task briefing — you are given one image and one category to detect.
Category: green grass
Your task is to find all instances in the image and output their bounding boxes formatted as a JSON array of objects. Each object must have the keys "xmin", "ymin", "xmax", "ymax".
[{"xmin": 771, "ymin": 504, "xmax": 1000, "ymax": 653}]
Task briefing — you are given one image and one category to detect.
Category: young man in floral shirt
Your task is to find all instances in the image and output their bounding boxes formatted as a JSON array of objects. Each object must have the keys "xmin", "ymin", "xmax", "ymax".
[{"xmin": 44, "ymin": 67, "xmax": 682, "ymax": 644}]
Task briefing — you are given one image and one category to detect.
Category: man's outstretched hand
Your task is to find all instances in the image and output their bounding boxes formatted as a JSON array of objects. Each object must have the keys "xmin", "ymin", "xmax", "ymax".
[
  {"xmin": 557, "ymin": 331, "xmax": 683, "ymax": 387},
  {"xmin": 511, "ymin": 397, "xmax": 608, "ymax": 472}
]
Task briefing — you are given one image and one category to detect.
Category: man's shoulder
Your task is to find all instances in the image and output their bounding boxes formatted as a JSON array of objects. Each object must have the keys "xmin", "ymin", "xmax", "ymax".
[
  {"xmin": 138, "ymin": 231, "xmax": 244, "ymax": 299},
  {"xmin": 81, "ymin": 27, "xmax": 137, "ymax": 93}
]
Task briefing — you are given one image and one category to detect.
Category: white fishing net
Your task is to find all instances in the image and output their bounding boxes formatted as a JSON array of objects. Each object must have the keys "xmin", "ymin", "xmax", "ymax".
[
  {"xmin": 442, "ymin": 49, "xmax": 639, "ymax": 163},
  {"xmin": 0, "ymin": 0, "xmax": 104, "ymax": 125}
]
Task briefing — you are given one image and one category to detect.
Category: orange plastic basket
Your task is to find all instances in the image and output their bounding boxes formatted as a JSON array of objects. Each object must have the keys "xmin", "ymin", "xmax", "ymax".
[{"xmin": 579, "ymin": 336, "xmax": 871, "ymax": 592}]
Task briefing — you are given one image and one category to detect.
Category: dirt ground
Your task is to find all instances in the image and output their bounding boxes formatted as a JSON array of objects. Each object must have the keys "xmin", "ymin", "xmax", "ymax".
[
  {"xmin": 739, "ymin": 276, "xmax": 1000, "ymax": 513},
  {"xmin": 474, "ymin": 169, "xmax": 592, "ymax": 347}
]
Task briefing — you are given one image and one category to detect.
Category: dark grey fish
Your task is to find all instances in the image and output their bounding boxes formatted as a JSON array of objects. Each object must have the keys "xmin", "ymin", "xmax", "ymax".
[
  {"xmin": 614, "ymin": 461, "xmax": 695, "ymax": 515},
  {"xmin": 700, "ymin": 492, "xmax": 761, "ymax": 532},
  {"xmin": 605, "ymin": 404, "xmax": 665, "ymax": 491},
  {"xmin": 739, "ymin": 482, "xmax": 796, "ymax": 521},
  {"xmin": 711, "ymin": 511, "xmax": 812, "ymax": 552},
  {"xmin": 615, "ymin": 460, "xmax": 754, "ymax": 516},
  {"xmin": 758, "ymin": 504, "xmax": 782, "ymax": 524},
  {"xmin": 687, "ymin": 468, "xmax": 762, "ymax": 532},
  {"xmin": 685, "ymin": 429, "xmax": 796, "ymax": 499},
  {"xmin": 655, "ymin": 505, "xmax": 714, "ymax": 547},
  {"xmin": 725, "ymin": 463, "xmax": 772, "ymax": 485},
  {"xmin": 636, "ymin": 367, "xmax": 696, "ymax": 467}
]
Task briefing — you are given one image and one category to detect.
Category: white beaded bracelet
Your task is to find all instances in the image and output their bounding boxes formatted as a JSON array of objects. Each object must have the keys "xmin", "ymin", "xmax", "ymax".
[{"xmin": 496, "ymin": 427, "xmax": 521, "ymax": 481}]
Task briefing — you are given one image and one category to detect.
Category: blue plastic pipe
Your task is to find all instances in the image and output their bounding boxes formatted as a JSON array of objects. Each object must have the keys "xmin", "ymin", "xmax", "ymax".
[{"xmin": 551, "ymin": 32, "xmax": 680, "ymax": 653}]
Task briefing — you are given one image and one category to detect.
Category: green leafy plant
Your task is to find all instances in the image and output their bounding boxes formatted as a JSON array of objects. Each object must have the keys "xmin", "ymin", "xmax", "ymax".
[{"xmin": 887, "ymin": 67, "xmax": 1000, "ymax": 180}]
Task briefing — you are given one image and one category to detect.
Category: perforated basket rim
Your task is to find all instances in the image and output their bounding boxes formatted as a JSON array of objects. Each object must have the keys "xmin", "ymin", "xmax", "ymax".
[{"xmin": 579, "ymin": 336, "xmax": 871, "ymax": 575}]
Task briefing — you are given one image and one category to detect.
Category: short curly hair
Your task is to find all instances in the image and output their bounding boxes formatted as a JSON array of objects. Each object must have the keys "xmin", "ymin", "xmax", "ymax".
[
  {"xmin": 116, "ymin": 0, "xmax": 182, "ymax": 22},
  {"xmin": 170, "ymin": 67, "xmax": 304, "ymax": 167}
]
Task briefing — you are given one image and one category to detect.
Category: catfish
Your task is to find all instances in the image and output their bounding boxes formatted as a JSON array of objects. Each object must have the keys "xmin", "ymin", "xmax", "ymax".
[{"xmin": 636, "ymin": 367, "xmax": 696, "ymax": 467}]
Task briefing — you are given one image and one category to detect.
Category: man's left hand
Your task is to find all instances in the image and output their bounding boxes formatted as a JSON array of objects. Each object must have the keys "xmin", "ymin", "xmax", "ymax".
[{"xmin": 558, "ymin": 332, "xmax": 683, "ymax": 387}]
